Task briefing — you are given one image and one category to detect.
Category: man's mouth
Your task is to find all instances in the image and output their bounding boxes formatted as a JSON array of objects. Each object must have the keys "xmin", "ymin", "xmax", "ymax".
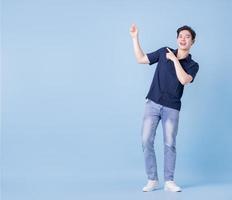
[{"xmin": 180, "ymin": 42, "xmax": 186, "ymax": 46}]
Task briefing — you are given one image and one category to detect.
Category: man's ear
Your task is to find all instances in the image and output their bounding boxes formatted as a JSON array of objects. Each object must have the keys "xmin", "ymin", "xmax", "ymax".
[{"xmin": 192, "ymin": 39, "xmax": 195, "ymax": 45}]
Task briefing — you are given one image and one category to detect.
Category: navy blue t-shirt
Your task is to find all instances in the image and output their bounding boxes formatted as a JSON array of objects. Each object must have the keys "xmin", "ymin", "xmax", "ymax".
[{"xmin": 146, "ymin": 47, "xmax": 199, "ymax": 110}]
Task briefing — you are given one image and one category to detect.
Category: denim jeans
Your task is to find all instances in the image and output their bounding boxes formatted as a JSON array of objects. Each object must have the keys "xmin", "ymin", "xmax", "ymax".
[{"xmin": 141, "ymin": 99, "xmax": 180, "ymax": 181}]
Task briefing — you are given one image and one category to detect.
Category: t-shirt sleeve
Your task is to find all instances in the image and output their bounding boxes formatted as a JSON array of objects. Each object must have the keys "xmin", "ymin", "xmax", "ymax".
[
  {"xmin": 146, "ymin": 47, "xmax": 163, "ymax": 65},
  {"xmin": 186, "ymin": 62, "xmax": 199, "ymax": 83}
]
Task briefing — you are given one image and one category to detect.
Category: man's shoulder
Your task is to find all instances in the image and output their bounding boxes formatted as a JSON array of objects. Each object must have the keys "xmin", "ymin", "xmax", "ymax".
[
  {"xmin": 150, "ymin": 46, "xmax": 172, "ymax": 54},
  {"xmin": 154, "ymin": 46, "xmax": 169, "ymax": 56},
  {"xmin": 186, "ymin": 59, "xmax": 199, "ymax": 74},
  {"xmin": 159, "ymin": 46, "xmax": 171, "ymax": 52},
  {"xmin": 189, "ymin": 59, "xmax": 199, "ymax": 68}
]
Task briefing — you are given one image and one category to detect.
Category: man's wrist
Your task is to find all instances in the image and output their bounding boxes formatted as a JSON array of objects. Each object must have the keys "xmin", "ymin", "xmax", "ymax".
[
  {"xmin": 173, "ymin": 57, "xmax": 179, "ymax": 63},
  {"xmin": 132, "ymin": 35, "xmax": 138, "ymax": 40}
]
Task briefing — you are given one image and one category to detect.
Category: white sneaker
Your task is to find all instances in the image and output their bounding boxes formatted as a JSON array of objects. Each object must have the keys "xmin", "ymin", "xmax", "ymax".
[
  {"xmin": 164, "ymin": 181, "xmax": 182, "ymax": 192},
  {"xmin": 142, "ymin": 180, "xmax": 159, "ymax": 192}
]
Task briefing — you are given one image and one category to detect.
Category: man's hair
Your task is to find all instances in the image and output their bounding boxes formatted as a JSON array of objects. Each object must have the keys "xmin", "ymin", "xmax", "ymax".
[{"xmin": 177, "ymin": 25, "xmax": 196, "ymax": 41}]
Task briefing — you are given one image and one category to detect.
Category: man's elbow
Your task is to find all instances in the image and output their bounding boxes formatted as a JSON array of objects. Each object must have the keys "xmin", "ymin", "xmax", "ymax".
[
  {"xmin": 137, "ymin": 59, "xmax": 147, "ymax": 64},
  {"xmin": 136, "ymin": 55, "xmax": 150, "ymax": 64},
  {"xmin": 136, "ymin": 58, "xmax": 143, "ymax": 64},
  {"xmin": 180, "ymin": 75, "xmax": 193, "ymax": 85}
]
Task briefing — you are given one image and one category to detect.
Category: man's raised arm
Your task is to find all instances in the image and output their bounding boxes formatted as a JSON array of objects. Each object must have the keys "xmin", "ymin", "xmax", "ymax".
[{"xmin": 130, "ymin": 24, "xmax": 150, "ymax": 64}]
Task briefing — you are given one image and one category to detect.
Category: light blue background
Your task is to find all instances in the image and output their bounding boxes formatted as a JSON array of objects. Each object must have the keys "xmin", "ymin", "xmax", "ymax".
[{"xmin": 2, "ymin": 0, "xmax": 232, "ymax": 199}]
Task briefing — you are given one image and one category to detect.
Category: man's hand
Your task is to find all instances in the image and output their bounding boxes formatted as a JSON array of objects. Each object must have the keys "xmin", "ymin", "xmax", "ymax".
[
  {"xmin": 166, "ymin": 48, "xmax": 177, "ymax": 62},
  {"xmin": 130, "ymin": 23, "xmax": 138, "ymax": 38},
  {"xmin": 166, "ymin": 48, "xmax": 193, "ymax": 85}
]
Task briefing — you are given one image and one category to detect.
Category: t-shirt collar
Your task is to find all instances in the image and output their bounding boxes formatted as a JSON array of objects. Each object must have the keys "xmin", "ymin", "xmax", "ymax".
[{"xmin": 174, "ymin": 49, "xmax": 192, "ymax": 62}]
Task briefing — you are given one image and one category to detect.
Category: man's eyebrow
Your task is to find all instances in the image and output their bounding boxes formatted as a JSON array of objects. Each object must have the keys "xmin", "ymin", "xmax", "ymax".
[{"xmin": 179, "ymin": 33, "xmax": 191, "ymax": 37}]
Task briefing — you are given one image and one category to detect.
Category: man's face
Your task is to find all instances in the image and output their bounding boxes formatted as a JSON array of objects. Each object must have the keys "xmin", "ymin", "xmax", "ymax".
[{"xmin": 177, "ymin": 30, "xmax": 194, "ymax": 51}]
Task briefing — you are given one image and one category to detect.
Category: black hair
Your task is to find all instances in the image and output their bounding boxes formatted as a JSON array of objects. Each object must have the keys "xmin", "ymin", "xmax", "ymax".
[{"xmin": 177, "ymin": 25, "xmax": 196, "ymax": 41}]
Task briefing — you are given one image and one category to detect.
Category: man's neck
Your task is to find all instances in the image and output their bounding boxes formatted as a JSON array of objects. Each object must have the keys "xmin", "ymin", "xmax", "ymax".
[{"xmin": 177, "ymin": 48, "xmax": 190, "ymax": 60}]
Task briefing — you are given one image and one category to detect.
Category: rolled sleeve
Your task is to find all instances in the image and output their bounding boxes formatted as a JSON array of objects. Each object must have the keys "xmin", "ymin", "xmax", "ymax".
[
  {"xmin": 146, "ymin": 47, "xmax": 164, "ymax": 65},
  {"xmin": 186, "ymin": 63, "xmax": 199, "ymax": 83}
]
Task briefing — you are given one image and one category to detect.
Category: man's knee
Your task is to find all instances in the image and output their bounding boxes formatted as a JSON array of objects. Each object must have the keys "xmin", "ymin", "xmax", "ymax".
[
  {"xmin": 142, "ymin": 136, "xmax": 154, "ymax": 151},
  {"xmin": 164, "ymin": 143, "xmax": 176, "ymax": 152}
]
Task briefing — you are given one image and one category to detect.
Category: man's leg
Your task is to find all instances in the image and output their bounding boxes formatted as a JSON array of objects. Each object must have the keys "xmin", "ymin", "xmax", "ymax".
[
  {"xmin": 161, "ymin": 106, "xmax": 181, "ymax": 192},
  {"xmin": 141, "ymin": 100, "xmax": 161, "ymax": 181},
  {"xmin": 161, "ymin": 106, "xmax": 179, "ymax": 181}
]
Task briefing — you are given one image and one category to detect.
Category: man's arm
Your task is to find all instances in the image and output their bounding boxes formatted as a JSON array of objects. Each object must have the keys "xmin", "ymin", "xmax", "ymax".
[
  {"xmin": 130, "ymin": 24, "xmax": 150, "ymax": 64},
  {"xmin": 166, "ymin": 48, "xmax": 193, "ymax": 85}
]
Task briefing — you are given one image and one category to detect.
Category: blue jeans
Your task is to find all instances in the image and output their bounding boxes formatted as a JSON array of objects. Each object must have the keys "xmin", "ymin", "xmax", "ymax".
[{"xmin": 141, "ymin": 99, "xmax": 180, "ymax": 181}]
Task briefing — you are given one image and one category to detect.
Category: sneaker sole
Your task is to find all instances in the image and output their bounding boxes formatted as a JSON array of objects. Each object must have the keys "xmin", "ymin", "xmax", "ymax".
[
  {"xmin": 143, "ymin": 186, "xmax": 159, "ymax": 192},
  {"xmin": 164, "ymin": 187, "xmax": 182, "ymax": 192}
]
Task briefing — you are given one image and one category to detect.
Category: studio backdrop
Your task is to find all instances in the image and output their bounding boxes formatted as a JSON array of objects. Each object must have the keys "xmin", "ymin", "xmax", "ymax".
[{"xmin": 2, "ymin": 0, "xmax": 232, "ymax": 199}]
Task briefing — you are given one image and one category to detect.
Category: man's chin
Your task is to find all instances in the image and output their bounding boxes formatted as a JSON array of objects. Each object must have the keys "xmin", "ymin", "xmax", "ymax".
[{"xmin": 178, "ymin": 46, "xmax": 190, "ymax": 51}]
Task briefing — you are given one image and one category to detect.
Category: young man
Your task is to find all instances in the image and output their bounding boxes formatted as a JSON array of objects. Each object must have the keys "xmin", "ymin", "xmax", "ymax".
[{"xmin": 130, "ymin": 24, "xmax": 199, "ymax": 192}]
